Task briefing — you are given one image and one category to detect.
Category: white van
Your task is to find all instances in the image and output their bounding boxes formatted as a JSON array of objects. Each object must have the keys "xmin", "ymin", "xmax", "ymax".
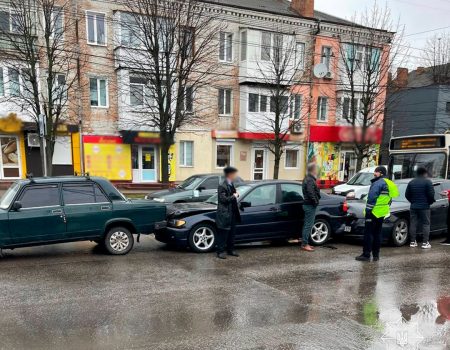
[{"xmin": 332, "ymin": 166, "xmax": 387, "ymax": 199}]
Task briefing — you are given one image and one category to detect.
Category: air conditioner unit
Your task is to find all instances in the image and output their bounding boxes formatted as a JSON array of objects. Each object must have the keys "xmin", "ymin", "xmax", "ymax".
[
  {"xmin": 324, "ymin": 71, "xmax": 334, "ymax": 80},
  {"xmin": 290, "ymin": 122, "xmax": 302, "ymax": 134},
  {"xmin": 27, "ymin": 133, "xmax": 40, "ymax": 147}
]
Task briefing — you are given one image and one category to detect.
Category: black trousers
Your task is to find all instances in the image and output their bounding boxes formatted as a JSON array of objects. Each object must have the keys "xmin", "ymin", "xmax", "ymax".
[
  {"xmin": 217, "ymin": 223, "xmax": 236, "ymax": 254},
  {"xmin": 362, "ymin": 212, "xmax": 384, "ymax": 258}
]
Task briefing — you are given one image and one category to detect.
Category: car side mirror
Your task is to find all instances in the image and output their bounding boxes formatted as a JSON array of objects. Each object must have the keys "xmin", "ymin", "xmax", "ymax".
[
  {"xmin": 12, "ymin": 201, "xmax": 22, "ymax": 211},
  {"xmin": 197, "ymin": 186, "xmax": 205, "ymax": 192},
  {"xmin": 240, "ymin": 201, "xmax": 251, "ymax": 210}
]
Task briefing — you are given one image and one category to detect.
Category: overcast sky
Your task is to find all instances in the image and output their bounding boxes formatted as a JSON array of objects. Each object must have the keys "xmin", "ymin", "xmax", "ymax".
[{"xmin": 315, "ymin": 0, "xmax": 450, "ymax": 68}]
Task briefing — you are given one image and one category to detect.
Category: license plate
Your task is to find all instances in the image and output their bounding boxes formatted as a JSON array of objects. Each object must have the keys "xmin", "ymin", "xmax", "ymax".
[{"xmin": 344, "ymin": 226, "xmax": 352, "ymax": 232}]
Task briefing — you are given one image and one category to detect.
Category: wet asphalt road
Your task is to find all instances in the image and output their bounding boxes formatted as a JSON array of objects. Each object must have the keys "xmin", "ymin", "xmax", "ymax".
[{"xmin": 0, "ymin": 237, "xmax": 448, "ymax": 350}]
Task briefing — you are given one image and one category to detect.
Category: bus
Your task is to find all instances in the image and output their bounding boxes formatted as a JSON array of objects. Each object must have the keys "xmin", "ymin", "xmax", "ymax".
[{"xmin": 389, "ymin": 134, "xmax": 449, "ymax": 180}]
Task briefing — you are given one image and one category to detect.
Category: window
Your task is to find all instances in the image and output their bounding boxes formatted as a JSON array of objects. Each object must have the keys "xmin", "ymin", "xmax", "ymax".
[
  {"xmin": 321, "ymin": 46, "xmax": 332, "ymax": 70},
  {"xmin": 120, "ymin": 12, "xmax": 140, "ymax": 47},
  {"xmin": 216, "ymin": 144, "xmax": 232, "ymax": 168},
  {"xmin": 54, "ymin": 73, "xmax": 66, "ymax": 101},
  {"xmin": 8, "ymin": 68, "xmax": 20, "ymax": 97},
  {"xmin": 261, "ymin": 31, "xmax": 271, "ymax": 61},
  {"xmin": 260, "ymin": 95, "xmax": 268, "ymax": 112},
  {"xmin": 296, "ymin": 42, "xmax": 305, "ymax": 68},
  {"xmin": 0, "ymin": 68, "xmax": 4, "ymax": 96},
  {"xmin": 50, "ymin": 7, "xmax": 63, "ymax": 38},
  {"xmin": 0, "ymin": 9, "xmax": 23, "ymax": 33},
  {"xmin": 291, "ymin": 94, "xmax": 302, "ymax": 119},
  {"xmin": 0, "ymin": 9, "xmax": 9, "ymax": 32},
  {"xmin": 129, "ymin": 76, "xmax": 145, "ymax": 106},
  {"xmin": 341, "ymin": 97, "xmax": 350, "ymax": 120},
  {"xmin": 317, "ymin": 97, "xmax": 328, "ymax": 121},
  {"xmin": 19, "ymin": 185, "xmax": 60, "ymax": 208},
  {"xmin": 219, "ymin": 32, "xmax": 233, "ymax": 62},
  {"xmin": 218, "ymin": 88, "xmax": 232, "ymax": 116},
  {"xmin": 200, "ymin": 176, "xmax": 219, "ymax": 190},
  {"xmin": 62, "ymin": 184, "xmax": 109, "ymax": 205},
  {"xmin": 181, "ymin": 28, "xmax": 194, "ymax": 58},
  {"xmin": 281, "ymin": 183, "xmax": 303, "ymax": 203},
  {"xmin": 340, "ymin": 97, "xmax": 363, "ymax": 122},
  {"xmin": 90, "ymin": 78, "xmax": 108, "ymax": 107},
  {"xmin": 285, "ymin": 149, "xmax": 299, "ymax": 168},
  {"xmin": 346, "ymin": 44, "xmax": 380, "ymax": 72},
  {"xmin": 270, "ymin": 96, "xmax": 289, "ymax": 114},
  {"xmin": 244, "ymin": 185, "xmax": 276, "ymax": 206},
  {"xmin": 240, "ymin": 31, "xmax": 247, "ymax": 61},
  {"xmin": 181, "ymin": 86, "xmax": 193, "ymax": 112},
  {"xmin": 248, "ymin": 93, "xmax": 259, "ymax": 112},
  {"xmin": 86, "ymin": 11, "xmax": 106, "ymax": 45},
  {"xmin": 180, "ymin": 141, "xmax": 193, "ymax": 167},
  {"xmin": 1, "ymin": 136, "xmax": 20, "ymax": 178}
]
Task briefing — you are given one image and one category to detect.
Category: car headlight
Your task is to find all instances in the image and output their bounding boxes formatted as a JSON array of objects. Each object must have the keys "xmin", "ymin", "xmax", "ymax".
[
  {"xmin": 346, "ymin": 191, "xmax": 356, "ymax": 199},
  {"xmin": 168, "ymin": 219, "xmax": 186, "ymax": 227},
  {"xmin": 153, "ymin": 197, "xmax": 165, "ymax": 202}
]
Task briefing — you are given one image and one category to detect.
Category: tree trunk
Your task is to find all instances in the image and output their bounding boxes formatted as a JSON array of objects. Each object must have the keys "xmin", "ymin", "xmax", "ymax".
[
  {"xmin": 356, "ymin": 155, "xmax": 364, "ymax": 173},
  {"xmin": 159, "ymin": 138, "xmax": 172, "ymax": 183},
  {"xmin": 273, "ymin": 144, "xmax": 282, "ymax": 180},
  {"xmin": 39, "ymin": 137, "xmax": 46, "ymax": 177},
  {"xmin": 45, "ymin": 139, "xmax": 55, "ymax": 177}
]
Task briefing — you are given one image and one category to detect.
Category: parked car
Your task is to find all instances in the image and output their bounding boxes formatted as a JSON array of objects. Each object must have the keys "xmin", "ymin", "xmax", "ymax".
[
  {"xmin": 0, "ymin": 176, "xmax": 167, "ymax": 255},
  {"xmin": 154, "ymin": 180, "xmax": 349, "ymax": 252},
  {"xmin": 332, "ymin": 166, "xmax": 387, "ymax": 200},
  {"xmin": 145, "ymin": 174, "xmax": 224, "ymax": 203},
  {"xmin": 344, "ymin": 179, "xmax": 450, "ymax": 246}
]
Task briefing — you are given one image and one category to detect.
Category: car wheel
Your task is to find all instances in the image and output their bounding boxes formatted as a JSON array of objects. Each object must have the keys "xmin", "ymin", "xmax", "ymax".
[
  {"xmin": 391, "ymin": 218, "xmax": 409, "ymax": 247},
  {"xmin": 188, "ymin": 223, "xmax": 216, "ymax": 253},
  {"xmin": 104, "ymin": 227, "xmax": 134, "ymax": 255},
  {"xmin": 310, "ymin": 219, "xmax": 331, "ymax": 246}
]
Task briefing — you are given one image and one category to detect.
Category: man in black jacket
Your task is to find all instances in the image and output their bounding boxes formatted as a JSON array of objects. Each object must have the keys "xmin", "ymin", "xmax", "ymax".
[
  {"xmin": 301, "ymin": 163, "xmax": 321, "ymax": 252},
  {"xmin": 405, "ymin": 167, "xmax": 435, "ymax": 249},
  {"xmin": 216, "ymin": 166, "xmax": 241, "ymax": 259}
]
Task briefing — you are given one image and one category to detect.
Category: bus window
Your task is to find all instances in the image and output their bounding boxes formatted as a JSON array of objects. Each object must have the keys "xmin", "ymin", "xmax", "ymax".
[{"xmin": 390, "ymin": 152, "xmax": 446, "ymax": 179}]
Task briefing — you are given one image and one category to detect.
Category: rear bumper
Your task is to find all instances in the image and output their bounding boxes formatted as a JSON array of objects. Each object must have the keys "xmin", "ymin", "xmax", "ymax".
[{"xmin": 343, "ymin": 216, "xmax": 394, "ymax": 240}]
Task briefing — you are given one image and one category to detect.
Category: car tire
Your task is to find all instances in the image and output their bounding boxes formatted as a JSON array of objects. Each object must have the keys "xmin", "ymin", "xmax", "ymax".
[
  {"xmin": 104, "ymin": 227, "xmax": 134, "ymax": 255},
  {"xmin": 310, "ymin": 219, "xmax": 331, "ymax": 246},
  {"xmin": 391, "ymin": 218, "xmax": 409, "ymax": 247},
  {"xmin": 188, "ymin": 223, "xmax": 216, "ymax": 253}
]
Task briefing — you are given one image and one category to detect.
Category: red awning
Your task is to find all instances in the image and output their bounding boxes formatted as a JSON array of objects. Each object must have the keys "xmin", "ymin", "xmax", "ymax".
[{"xmin": 309, "ymin": 125, "xmax": 382, "ymax": 143}]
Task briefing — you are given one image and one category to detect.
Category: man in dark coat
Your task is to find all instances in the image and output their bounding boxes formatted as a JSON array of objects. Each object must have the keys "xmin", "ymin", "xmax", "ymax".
[
  {"xmin": 216, "ymin": 166, "xmax": 241, "ymax": 259},
  {"xmin": 405, "ymin": 167, "xmax": 435, "ymax": 249},
  {"xmin": 301, "ymin": 163, "xmax": 321, "ymax": 252}
]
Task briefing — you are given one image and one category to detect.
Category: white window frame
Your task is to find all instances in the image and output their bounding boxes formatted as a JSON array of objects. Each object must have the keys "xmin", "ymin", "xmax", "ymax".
[
  {"xmin": 321, "ymin": 46, "xmax": 332, "ymax": 70},
  {"xmin": 284, "ymin": 148, "xmax": 299, "ymax": 169},
  {"xmin": 0, "ymin": 135, "xmax": 22, "ymax": 179},
  {"xmin": 129, "ymin": 80, "xmax": 145, "ymax": 107},
  {"xmin": 179, "ymin": 140, "xmax": 193, "ymax": 167},
  {"xmin": 215, "ymin": 142, "xmax": 234, "ymax": 169},
  {"xmin": 240, "ymin": 30, "xmax": 247, "ymax": 61},
  {"xmin": 296, "ymin": 42, "xmax": 305, "ymax": 69},
  {"xmin": 219, "ymin": 32, "xmax": 233, "ymax": 63},
  {"xmin": 248, "ymin": 93, "xmax": 260, "ymax": 113},
  {"xmin": 89, "ymin": 77, "xmax": 109, "ymax": 108},
  {"xmin": 317, "ymin": 97, "xmax": 328, "ymax": 122},
  {"xmin": 218, "ymin": 88, "xmax": 232, "ymax": 116},
  {"xmin": 182, "ymin": 86, "xmax": 194, "ymax": 113},
  {"xmin": 86, "ymin": 11, "xmax": 107, "ymax": 46},
  {"xmin": 50, "ymin": 6, "xmax": 64, "ymax": 39}
]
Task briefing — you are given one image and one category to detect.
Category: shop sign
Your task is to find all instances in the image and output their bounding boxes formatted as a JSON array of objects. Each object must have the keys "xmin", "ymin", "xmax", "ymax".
[
  {"xmin": 0, "ymin": 114, "xmax": 22, "ymax": 133},
  {"xmin": 121, "ymin": 131, "xmax": 160, "ymax": 144}
]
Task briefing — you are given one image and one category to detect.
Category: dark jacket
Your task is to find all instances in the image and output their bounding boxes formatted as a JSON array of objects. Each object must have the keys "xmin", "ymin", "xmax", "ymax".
[
  {"xmin": 366, "ymin": 176, "xmax": 389, "ymax": 213},
  {"xmin": 216, "ymin": 180, "xmax": 241, "ymax": 229},
  {"xmin": 302, "ymin": 174, "xmax": 321, "ymax": 206},
  {"xmin": 405, "ymin": 177, "xmax": 435, "ymax": 210}
]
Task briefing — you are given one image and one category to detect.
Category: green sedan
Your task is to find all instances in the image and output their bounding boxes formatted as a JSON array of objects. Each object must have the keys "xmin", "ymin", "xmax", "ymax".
[{"xmin": 0, "ymin": 176, "xmax": 166, "ymax": 255}]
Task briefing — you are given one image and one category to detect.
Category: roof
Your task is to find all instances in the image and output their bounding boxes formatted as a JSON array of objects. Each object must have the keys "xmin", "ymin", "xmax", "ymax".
[
  {"xmin": 402, "ymin": 64, "xmax": 450, "ymax": 88},
  {"xmin": 202, "ymin": 0, "xmax": 355, "ymax": 26},
  {"xmin": 16, "ymin": 176, "xmax": 108, "ymax": 185}
]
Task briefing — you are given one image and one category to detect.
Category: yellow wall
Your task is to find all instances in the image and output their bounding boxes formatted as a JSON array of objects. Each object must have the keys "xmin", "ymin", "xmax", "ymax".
[
  {"xmin": 19, "ymin": 133, "xmax": 27, "ymax": 179},
  {"xmin": 71, "ymin": 132, "xmax": 82, "ymax": 175}
]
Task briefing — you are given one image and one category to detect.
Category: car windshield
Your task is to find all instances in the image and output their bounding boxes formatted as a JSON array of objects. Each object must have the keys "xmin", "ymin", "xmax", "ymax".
[
  {"xmin": 347, "ymin": 172, "xmax": 374, "ymax": 186},
  {"xmin": 389, "ymin": 152, "xmax": 446, "ymax": 180},
  {"xmin": 0, "ymin": 182, "xmax": 19, "ymax": 209},
  {"xmin": 392, "ymin": 183, "xmax": 408, "ymax": 202},
  {"xmin": 206, "ymin": 185, "xmax": 252, "ymax": 205},
  {"xmin": 178, "ymin": 176, "xmax": 204, "ymax": 190}
]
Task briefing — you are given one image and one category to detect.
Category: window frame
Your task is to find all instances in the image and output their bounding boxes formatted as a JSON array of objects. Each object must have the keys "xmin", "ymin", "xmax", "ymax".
[
  {"xmin": 89, "ymin": 77, "xmax": 109, "ymax": 108},
  {"xmin": 218, "ymin": 88, "xmax": 232, "ymax": 116},
  {"xmin": 50, "ymin": 6, "xmax": 64, "ymax": 39},
  {"xmin": 86, "ymin": 10, "xmax": 107, "ymax": 46},
  {"xmin": 240, "ymin": 30, "xmax": 247, "ymax": 61},
  {"xmin": 62, "ymin": 183, "xmax": 110, "ymax": 205},
  {"xmin": 215, "ymin": 142, "xmax": 234, "ymax": 169},
  {"xmin": 284, "ymin": 148, "xmax": 299, "ymax": 169},
  {"xmin": 296, "ymin": 42, "xmax": 306, "ymax": 69},
  {"xmin": 321, "ymin": 46, "xmax": 332, "ymax": 70},
  {"xmin": 17, "ymin": 184, "xmax": 61, "ymax": 209},
  {"xmin": 179, "ymin": 140, "xmax": 194, "ymax": 167},
  {"xmin": 317, "ymin": 96, "xmax": 328, "ymax": 122},
  {"xmin": 241, "ymin": 184, "xmax": 277, "ymax": 207},
  {"xmin": 219, "ymin": 31, "xmax": 233, "ymax": 63}
]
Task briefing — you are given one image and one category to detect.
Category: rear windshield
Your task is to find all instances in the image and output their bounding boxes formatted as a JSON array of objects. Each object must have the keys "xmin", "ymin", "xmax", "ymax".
[{"xmin": 347, "ymin": 172, "xmax": 373, "ymax": 186}]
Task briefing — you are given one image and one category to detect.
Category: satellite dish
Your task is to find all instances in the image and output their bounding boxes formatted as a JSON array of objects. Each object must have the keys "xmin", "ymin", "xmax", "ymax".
[{"xmin": 313, "ymin": 63, "xmax": 328, "ymax": 79}]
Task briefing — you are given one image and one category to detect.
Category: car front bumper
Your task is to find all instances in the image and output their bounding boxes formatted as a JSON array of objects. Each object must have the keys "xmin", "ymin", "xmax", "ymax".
[{"xmin": 154, "ymin": 226, "xmax": 189, "ymax": 247}]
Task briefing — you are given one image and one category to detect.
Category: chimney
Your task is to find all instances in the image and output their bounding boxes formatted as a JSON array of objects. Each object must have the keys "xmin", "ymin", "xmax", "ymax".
[
  {"xmin": 396, "ymin": 67, "xmax": 409, "ymax": 88},
  {"xmin": 416, "ymin": 67, "xmax": 425, "ymax": 75},
  {"xmin": 291, "ymin": 0, "xmax": 315, "ymax": 18}
]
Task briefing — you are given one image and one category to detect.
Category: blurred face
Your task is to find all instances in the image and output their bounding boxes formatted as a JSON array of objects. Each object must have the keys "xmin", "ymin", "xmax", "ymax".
[
  {"xmin": 374, "ymin": 170, "xmax": 381, "ymax": 178},
  {"xmin": 310, "ymin": 166, "xmax": 318, "ymax": 177},
  {"xmin": 227, "ymin": 171, "xmax": 238, "ymax": 182}
]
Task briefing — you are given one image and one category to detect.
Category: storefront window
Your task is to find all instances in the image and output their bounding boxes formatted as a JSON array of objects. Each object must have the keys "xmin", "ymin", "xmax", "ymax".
[
  {"xmin": 216, "ymin": 144, "xmax": 232, "ymax": 168},
  {"xmin": 0, "ymin": 136, "xmax": 20, "ymax": 178}
]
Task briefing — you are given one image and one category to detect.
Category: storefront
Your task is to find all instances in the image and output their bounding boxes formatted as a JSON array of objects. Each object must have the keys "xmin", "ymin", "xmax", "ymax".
[{"xmin": 0, "ymin": 114, "xmax": 27, "ymax": 180}]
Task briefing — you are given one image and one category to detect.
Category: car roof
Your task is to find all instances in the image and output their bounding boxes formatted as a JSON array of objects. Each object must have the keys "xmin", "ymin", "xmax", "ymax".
[
  {"xmin": 15, "ymin": 175, "xmax": 109, "ymax": 185},
  {"xmin": 394, "ymin": 178, "xmax": 449, "ymax": 184},
  {"xmin": 189, "ymin": 173, "xmax": 222, "ymax": 178},
  {"xmin": 237, "ymin": 180, "xmax": 302, "ymax": 187}
]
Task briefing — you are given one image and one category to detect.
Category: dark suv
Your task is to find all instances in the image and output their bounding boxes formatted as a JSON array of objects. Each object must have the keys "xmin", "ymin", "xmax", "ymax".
[{"xmin": 0, "ymin": 176, "xmax": 166, "ymax": 255}]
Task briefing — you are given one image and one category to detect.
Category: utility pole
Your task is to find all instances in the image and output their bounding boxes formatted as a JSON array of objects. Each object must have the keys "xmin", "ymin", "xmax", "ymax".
[{"xmin": 39, "ymin": 114, "xmax": 47, "ymax": 177}]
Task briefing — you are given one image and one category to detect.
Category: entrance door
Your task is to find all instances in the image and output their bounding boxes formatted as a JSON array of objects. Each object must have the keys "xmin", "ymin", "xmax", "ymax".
[
  {"xmin": 252, "ymin": 148, "xmax": 266, "ymax": 181},
  {"xmin": 340, "ymin": 152, "xmax": 357, "ymax": 182},
  {"xmin": 132, "ymin": 145, "xmax": 158, "ymax": 183}
]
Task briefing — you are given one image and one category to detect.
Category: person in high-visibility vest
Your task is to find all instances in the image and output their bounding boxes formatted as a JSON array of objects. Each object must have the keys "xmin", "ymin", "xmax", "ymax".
[{"xmin": 356, "ymin": 166, "xmax": 399, "ymax": 262}]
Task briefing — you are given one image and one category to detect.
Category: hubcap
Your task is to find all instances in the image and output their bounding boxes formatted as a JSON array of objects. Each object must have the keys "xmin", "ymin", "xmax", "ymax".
[
  {"xmin": 394, "ymin": 221, "xmax": 408, "ymax": 244},
  {"xmin": 311, "ymin": 222, "xmax": 329, "ymax": 244},
  {"xmin": 193, "ymin": 227, "xmax": 214, "ymax": 250},
  {"xmin": 110, "ymin": 231, "xmax": 130, "ymax": 252}
]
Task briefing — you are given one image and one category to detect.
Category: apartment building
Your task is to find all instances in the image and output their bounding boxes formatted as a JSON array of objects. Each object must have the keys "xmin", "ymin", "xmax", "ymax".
[{"xmin": 0, "ymin": 0, "xmax": 391, "ymax": 185}]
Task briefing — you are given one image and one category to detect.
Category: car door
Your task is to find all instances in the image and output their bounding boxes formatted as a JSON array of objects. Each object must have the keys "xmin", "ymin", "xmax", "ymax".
[
  {"xmin": 62, "ymin": 183, "xmax": 112, "ymax": 239},
  {"xmin": 8, "ymin": 184, "xmax": 66, "ymax": 244},
  {"xmin": 278, "ymin": 183, "xmax": 304, "ymax": 238},
  {"xmin": 235, "ymin": 184, "xmax": 280, "ymax": 240},
  {"xmin": 430, "ymin": 183, "xmax": 448, "ymax": 233},
  {"xmin": 195, "ymin": 176, "xmax": 220, "ymax": 202}
]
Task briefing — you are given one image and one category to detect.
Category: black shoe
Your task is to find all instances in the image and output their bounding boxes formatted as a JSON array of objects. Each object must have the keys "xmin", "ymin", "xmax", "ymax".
[
  {"xmin": 228, "ymin": 251, "xmax": 239, "ymax": 257},
  {"xmin": 217, "ymin": 252, "xmax": 227, "ymax": 259},
  {"xmin": 440, "ymin": 239, "xmax": 450, "ymax": 246},
  {"xmin": 355, "ymin": 254, "xmax": 370, "ymax": 262},
  {"xmin": 373, "ymin": 256, "xmax": 379, "ymax": 262}
]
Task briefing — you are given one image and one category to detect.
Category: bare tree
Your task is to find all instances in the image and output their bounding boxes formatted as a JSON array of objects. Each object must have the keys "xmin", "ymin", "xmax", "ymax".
[
  {"xmin": 118, "ymin": 0, "xmax": 222, "ymax": 183},
  {"xmin": 0, "ymin": 0, "xmax": 81, "ymax": 175},
  {"xmin": 332, "ymin": 2, "xmax": 405, "ymax": 171},
  {"xmin": 422, "ymin": 32, "xmax": 450, "ymax": 84},
  {"xmin": 249, "ymin": 30, "xmax": 309, "ymax": 179}
]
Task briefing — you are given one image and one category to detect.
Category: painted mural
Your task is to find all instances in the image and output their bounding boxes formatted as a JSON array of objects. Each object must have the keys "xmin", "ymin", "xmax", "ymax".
[{"xmin": 308, "ymin": 142, "xmax": 340, "ymax": 181}]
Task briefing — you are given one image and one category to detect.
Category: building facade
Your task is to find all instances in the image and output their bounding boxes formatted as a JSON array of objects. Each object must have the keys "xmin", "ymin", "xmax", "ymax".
[{"xmin": 0, "ymin": 0, "xmax": 391, "ymax": 185}]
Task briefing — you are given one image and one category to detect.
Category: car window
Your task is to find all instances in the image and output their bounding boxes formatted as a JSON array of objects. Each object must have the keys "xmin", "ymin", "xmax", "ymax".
[
  {"xmin": 434, "ymin": 184, "xmax": 443, "ymax": 201},
  {"xmin": 94, "ymin": 184, "xmax": 109, "ymax": 202},
  {"xmin": 281, "ymin": 184, "xmax": 303, "ymax": 203},
  {"xmin": 19, "ymin": 185, "xmax": 60, "ymax": 208},
  {"xmin": 244, "ymin": 185, "xmax": 276, "ymax": 206},
  {"xmin": 200, "ymin": 177, "xmax": 219, "ymax": 190},
  {"xmin": 0, "ymin": 182, "xmax": 20, "ymax": 209},
  {"xmin": 63, "ymin": 184, "xmax": 96, "ymax": 204}
]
